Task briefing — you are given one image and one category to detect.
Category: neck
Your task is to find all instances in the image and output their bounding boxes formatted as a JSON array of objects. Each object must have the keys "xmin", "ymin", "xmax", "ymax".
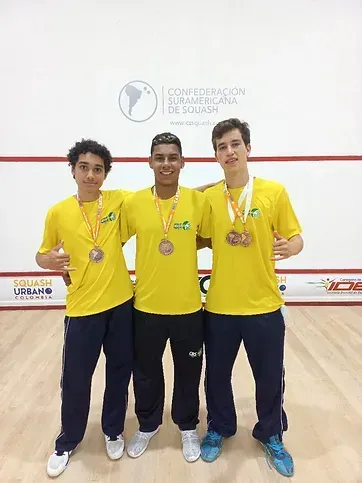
[
  {"xmin": 154, "ymin": 181, "xmax": 178, "ymax": 199},
  {"xmin": 77, "ymin": 189, "xmax": 100, "ymax": 202},
  {"xmin": 225, "ymin": 167, "xmax": 250, "ymax": 188}
]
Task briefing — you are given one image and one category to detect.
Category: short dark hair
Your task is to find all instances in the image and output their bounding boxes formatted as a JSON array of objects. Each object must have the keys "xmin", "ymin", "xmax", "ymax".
[
  {"xmin": 212, "ymin": 118, "xmax": 250, "ymax": 151},
  {"xmin": 150, "ymin": 132, "xmax": 182, "ymax": 156},
  {"xmin": 67, "ymin": 139, "xmax": 113, "ymax": 174}
]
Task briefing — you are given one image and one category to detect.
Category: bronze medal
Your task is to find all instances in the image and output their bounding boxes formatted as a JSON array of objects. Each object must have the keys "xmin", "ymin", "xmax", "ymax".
[
  {"xmin": 77, "ymin": 193, "xmax": 104, "ymax": 263},
  {"xmin": 89, "ymin": 246, "xmax": 104, "ymax": 263},
  {"xmin": 153, "ymin": 186, "xmax": 180, "ymax": 257},
  {"xmin": 240, "ymin": 230, "xmax": 252, "ymax": 247},
  {"xmin": 158, "ymin": 239, "xmax": 174, "ymax": 256},
  {"xmin": 224, "ymin": 177, "xmax": 255, "ymax": 248},
  {"xmin": 226, "ymin": 230, "xmax": 242, "ymax": 246}
]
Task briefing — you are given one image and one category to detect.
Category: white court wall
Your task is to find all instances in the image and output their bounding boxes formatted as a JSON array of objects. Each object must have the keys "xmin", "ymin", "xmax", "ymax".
[{"xmin": 1, "ymin": 0, "xmax": 362, "ymax": 306}]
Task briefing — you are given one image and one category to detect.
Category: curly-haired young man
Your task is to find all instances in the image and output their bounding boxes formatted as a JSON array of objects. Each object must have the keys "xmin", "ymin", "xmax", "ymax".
[{"xmin": 36, "ymin": 139, "xmax": 134, "ymax": 477}]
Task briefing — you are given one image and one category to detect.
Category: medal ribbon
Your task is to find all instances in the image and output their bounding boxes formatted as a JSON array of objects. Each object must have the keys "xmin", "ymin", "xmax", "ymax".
[
  {"xmin": 153, "ymin": 186, "xmax": 180, "ymax": 239},
  {"xmin": 76, "ymin": 192, "xmax": 103, "ymax": 246},
  {"xmin": 224, "ymin": 177, "xmax": 254, "ymax": 229}
]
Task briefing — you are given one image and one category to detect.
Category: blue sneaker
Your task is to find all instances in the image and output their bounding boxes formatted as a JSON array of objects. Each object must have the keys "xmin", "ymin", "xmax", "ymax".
[
  {"xmin": 200, "ymin": 430, "xmax": 224, "ymax": 462},
  {"xmin": 261, "ymin": 434, "xmax": 294, "ymax": 477}
]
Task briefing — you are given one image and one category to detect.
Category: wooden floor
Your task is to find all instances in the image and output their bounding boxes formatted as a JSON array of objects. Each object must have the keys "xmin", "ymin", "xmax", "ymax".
[{"xmin": 0, "ymin": 307, "xmax": 362, "ymax": 483}]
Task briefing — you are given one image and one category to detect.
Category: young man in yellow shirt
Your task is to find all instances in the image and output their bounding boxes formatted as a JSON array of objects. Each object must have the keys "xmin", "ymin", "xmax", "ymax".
[
  {"xmin": 36, "ymin": 139, "xmax": 134, "ymax": 477},
  {"xmin": 200, "ymin": 119, "xmax": 303, "ymax": 477},
  {"xmin": 120, "ymin": 133, "xmax": 210, "ymax": 463}
]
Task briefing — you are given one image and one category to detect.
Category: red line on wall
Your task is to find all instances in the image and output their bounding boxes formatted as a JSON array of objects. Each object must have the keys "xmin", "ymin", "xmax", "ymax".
[
  {"xmin": 285, "ymin": 302, "xmax": 362, "ymax": 306},
  {"xmin": 1, "ymin": 155, "xmax": 362, "ymax": 163},
  {"xmin": 1, "ymin": 269, "xmax": 362, "ymax": 278},
  {"xmin": 0, "ymin": 270, "xmax": 132, "ymax": 277},
  {"xmin": 0, "ymin": 271, "xmax": 64, "ymax": 277},
  {"xmin": 197, "ymin": 269, "xmax": 362, "ymax": 275},
  {"xmin": 0, "ymin": 305, "xmax": 66, "ymax": 311},
  {"xmin": 277, "ymin": 269, "xmax": 362, "ymax": 275}
]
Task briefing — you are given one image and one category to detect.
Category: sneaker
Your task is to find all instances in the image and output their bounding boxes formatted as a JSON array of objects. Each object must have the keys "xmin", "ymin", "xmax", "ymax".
[
  {"xmin": 180, "ymin": 430, "xmax": 201, "ymax": 462},
  {"xmin": 200, "ymin": 430, "xmax": 224, "ymax": 462},
  {"xmin": 127, "ymin": 428, "xmax": 159, "ymax": 458},
  {"xmin": 261, "ymin": 434, "xmax": 294, "ymax": 477},
  {"xmin": 46, "ymin": 450, "xmax": 72, "ymax": 477},
  {"xmin": 105, "ymin": 434, "xmax": 125, "ymax": 460}
]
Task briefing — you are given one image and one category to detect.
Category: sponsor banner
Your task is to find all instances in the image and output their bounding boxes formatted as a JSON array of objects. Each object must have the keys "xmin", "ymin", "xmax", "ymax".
[
  {"xmin": 198, "ymin": 272, "xmax": 362, "ymax": 303},
  {"xmin": 0, "ymin": 272, "xmax": 362, "ymax": 307},
  {"xmin": 295, "ymin": 274, "xmax": 362, "ymax": 301},
  {"xmin": 0, "ymin": 276, "xmax": 67, "ymax": 306},
  {"xmin": 198, "ymin": 273, "xmax": 290, "ymax": 304}
]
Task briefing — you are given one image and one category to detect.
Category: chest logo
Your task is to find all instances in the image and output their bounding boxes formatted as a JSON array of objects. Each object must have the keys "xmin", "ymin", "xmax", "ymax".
[
  {"xmin": 242, "ymin": 208, "xmax": 260, "ymax": 218},
  {"xmin": 101, "ymin": 212, "xmax": 116, "ymax": 223},
  {"xmin": 174, "ymin": 220, "xmax": 192, "ymax": 230}
]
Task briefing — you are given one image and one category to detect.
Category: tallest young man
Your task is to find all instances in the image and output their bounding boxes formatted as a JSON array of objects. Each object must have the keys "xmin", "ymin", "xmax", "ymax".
[{"xmin": 200, "ymin": 119, "xmax": 303, "ymax": 477}]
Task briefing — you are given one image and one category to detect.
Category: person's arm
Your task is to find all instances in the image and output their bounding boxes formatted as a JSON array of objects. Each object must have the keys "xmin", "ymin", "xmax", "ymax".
[
  {"xmin": 271, "ymin": 187, "xmax": 303, "ymax": 261},
  {"xmin": 36, "ymin": 241, "xmax": 75, "ymax": 271},
  {"xmin": 196, "ymin": 235, "xmax": 212, "ymax": 250},
  {"xmin": 61, "ymin": 270, "xmax": 72, "ymax": 286},
  {"xmin": 36, "ymin": 209, "xmax": 76, "ymax": 288},
  {"xmin": 270, "ymin": 231, "xmax": 303, "ymax": 261},
  {"xmin": 36, "ymin": 209, "xmax": 76, "ymax": 271},
  {"xmin": 120, "ymin": 194, "xmax": 136, "ymax": 245},
  {"xmin": 193, "ymin": 181, "xmax": 222, "ymax": 192},
  {"xmin": 196, "ymin": 195, "xmax": 212, "ymax": 250}
]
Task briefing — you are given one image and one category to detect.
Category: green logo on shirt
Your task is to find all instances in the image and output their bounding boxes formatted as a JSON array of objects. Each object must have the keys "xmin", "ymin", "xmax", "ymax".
[
  {"xmin": 174, "ymin": 221, "xmax": 192, "ymax": 230},
  {"xmin": 250, "ymin": 208, "xmax": 260, "ymax": 218},
  {"xmin": 101, "ymin": 212, "xmax": 116, "ymax": 223},
  {"xmin": 241, "ymin": 208, "xmax": 260, "ymax": 219}
]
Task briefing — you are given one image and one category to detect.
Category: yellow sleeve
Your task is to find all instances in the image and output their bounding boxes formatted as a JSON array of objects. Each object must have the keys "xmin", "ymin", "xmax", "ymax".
[
  {"xmin": 38, "ymin": 209, "xmax": 60, "ymax": 254},
  {"xmin": 119, "ymin": 189, "xmax": 134, "ymax": 198},
  {"xmin": 272, "ymin": 188, "xmax": 302, "ymax": 240},
  {"xmin": 120, "ymin": 194, "xmax": 136, "ymax": 243},
  {"xmin": 198, "ymin": 195, "xmax": 212, "ymax": 239}
]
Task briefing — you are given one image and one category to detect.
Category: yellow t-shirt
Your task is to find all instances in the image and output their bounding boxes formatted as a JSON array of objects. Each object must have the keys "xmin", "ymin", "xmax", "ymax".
[
  {"xmin": 204, "ymin": 178, "xmax": 302, "ymax": 315},
  {"xmin": 121, "ymin": 187, "xmax": 210, "ymax": 315},
  {"xmin": 38, "ymin": 190, "xmax": 133, "ymax": 317}
]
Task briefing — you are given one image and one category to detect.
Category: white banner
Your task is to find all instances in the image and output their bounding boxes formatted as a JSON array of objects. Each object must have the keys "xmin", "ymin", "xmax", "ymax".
[
  {"xmin": 199, "ymin": 272, "xmax": 362, "ymax": 303},
  {"xmin": 1, "ymin": 271, "xmax": 362, "ymax": 308}
]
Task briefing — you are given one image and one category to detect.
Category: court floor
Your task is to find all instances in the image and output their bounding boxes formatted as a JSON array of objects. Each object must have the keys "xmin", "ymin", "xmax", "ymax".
[{"xmin": 0, "ymin": 306, "xmax": 361, "ymax": 482}]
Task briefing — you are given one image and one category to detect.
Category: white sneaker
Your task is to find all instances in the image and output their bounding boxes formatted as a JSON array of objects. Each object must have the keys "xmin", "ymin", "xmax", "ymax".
[
  {"xmin": 105, "ymin": 434, "xmax": 125, "ymax": 460},
  {"xmin": 127, "ymin": 428, "xmax": 159, "ymax": 458},
  {"xmin": 181, "ymin": 430, "xmax": 201, "ymax": 462},
  {"xmin": 46, "ymin": 450, "xmax": 72, "ymax": 477}
]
